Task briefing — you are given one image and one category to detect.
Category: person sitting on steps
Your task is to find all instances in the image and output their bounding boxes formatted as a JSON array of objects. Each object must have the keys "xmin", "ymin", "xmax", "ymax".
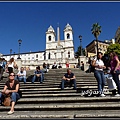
[
  {"xmin": 15, "ymin": 67, "xmax": 26, "ymax": 84},
  {"xmin": 52, "ymin": 62, "xmax": 57, "ymax": 69},
  {"xmin": 61, "ymin": 68, "xmax": 77, "ymax": 90},
  {"xmin": 0, "ymin": 72, "xmax": 21, "ymax": 115},
  {"xmin": 31, "ymin": 66, "xmax": 44, "ymax": 83}
]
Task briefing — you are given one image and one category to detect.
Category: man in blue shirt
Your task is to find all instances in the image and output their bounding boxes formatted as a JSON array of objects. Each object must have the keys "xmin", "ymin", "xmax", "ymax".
[
  {"xmin": 61, "ymin": 68, "xmax": 77, "ymax": 90},
  {"xmin": 32, "ymin": 66, "xmax": 44, "ymax": 83}
]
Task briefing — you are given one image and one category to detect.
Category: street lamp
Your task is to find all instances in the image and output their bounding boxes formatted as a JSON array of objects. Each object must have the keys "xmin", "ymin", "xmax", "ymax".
[
  {"xmin": 10, "ymin": 49, "xmax": 12, "ymax": 58},
  {"xmin": 79, "ymin": 35, "xmax": 83, "ymax": 56},
  {"xmin": 17, "ymin": 39, "xmax": 22, "ymax": 59}
]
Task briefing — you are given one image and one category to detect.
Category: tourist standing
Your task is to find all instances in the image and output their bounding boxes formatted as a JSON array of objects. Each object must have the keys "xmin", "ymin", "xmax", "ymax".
[
  {"xmin": 109, "ymin": 52, "xmax": 120, "ymax": 96},
  {"xmin": 92, "ymin": 52, "xmax": 106, "ymax": 97}
]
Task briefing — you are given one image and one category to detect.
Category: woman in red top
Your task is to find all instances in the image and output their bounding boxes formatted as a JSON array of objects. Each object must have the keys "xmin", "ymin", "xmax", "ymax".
[{"xmin": 66, "ymin": 61, "xmax": 69, "ymax": 68}]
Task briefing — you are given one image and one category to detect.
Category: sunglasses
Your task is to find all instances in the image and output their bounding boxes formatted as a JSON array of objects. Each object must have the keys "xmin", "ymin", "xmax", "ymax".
[{"xmin": 9, "ymin": 75, "xmax": 15, "ymax": 76}]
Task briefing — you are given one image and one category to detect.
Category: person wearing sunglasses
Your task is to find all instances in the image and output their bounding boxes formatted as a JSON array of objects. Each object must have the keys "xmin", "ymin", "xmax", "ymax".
[{"xmin": 0, "ymin": 72, "xmax": 21, "ymax": 115}]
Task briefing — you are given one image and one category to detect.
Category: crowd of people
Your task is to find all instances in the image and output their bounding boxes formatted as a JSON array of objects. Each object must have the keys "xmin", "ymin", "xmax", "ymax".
[{"xmin": 0, "ymin": 51, "xmax": 120, "ymax": 115}]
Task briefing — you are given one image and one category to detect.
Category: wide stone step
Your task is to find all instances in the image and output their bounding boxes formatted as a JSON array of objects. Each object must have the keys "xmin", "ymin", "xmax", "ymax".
[
  {"xmin": 0, "ymin": 83, "xmax": 98, "ymax": 89},
  {"xmin": 21, "ymin": 90, "xmax": 77, "ymax": 94},
  {"xmin": 19, "ymin": 93, "xmax": 81, "ymax": 98},
  {"xmin": 44, "ymin": 75, "xmax": 91, "ymax": 77},
  {"xmin": 18, "ymin": 92, "xmax": 113, "ymax": 98},
  {"xmin": 1, "ymin": 110, "xmax": 120, "ymax": 118},
  {"xmin": 1, "ymin": 102, "xmax": 120, "ymax": 112},
  {"xmin": 0, "ymin": 80, "xmax": 98, "ymax": 85},
  {"xmin": 19, "ymin": 87, "xmax": 99, "ymax": 91},
  {"xmin": 9, "ymin": 96, "xmax": 120, "ymax": 103}
]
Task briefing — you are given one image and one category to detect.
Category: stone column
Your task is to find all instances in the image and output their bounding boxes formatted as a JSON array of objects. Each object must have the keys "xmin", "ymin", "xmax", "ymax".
[
  {"xmin": 15, "ymin": 59, "xmax": 22, "ymax": 70},
  {"xmin": 79, "ymin": 56, "xmax": 89, "ymax": 71}
]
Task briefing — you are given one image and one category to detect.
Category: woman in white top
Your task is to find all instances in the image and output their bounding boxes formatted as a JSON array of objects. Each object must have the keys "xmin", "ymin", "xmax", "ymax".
[
  {"xmin": 7, "ymin": 58, "xmax": 17, "ymax": 74},
  {"xmin": 92, "ymin": 52, "xmax": 106, "ymax": 97}
]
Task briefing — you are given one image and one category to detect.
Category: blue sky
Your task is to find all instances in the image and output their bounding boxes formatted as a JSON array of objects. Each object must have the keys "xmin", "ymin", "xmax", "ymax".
[{"xmin": 0, "ymin": 1, "xmax": 120, "ymax": 55}]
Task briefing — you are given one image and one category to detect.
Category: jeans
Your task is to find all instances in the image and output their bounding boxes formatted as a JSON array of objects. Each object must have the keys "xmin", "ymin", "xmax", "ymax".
[
  {"xmin": 61, "ymin": 79, "xmax": 77, "ymax": 90},
  {"xmin": 0, "ymin": 92, "xmax": 20, "ymax": 104},
  {"xmin": 15, "ymin": 76, "xmax": 26, "ymax": 83},
  {"xmin": 0, "ymin": 66, "xmax": 4, "ymax": 80},
  {"xmin": 94, "ymin": 69, "xmax": 106, "ymax": 94},
  {"xmin": 111, "ymin": 72, "xmax": 120, "ymax": 94},
  {"xmin": 32, "ymin": 73, "xmax": 44, "ymax": 83}
]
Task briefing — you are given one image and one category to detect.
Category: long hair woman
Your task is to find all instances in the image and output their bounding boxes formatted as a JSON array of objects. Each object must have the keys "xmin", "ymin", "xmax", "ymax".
[
  {"xmin": 109, "ymin": 52, "xmax": 120, "ymax": 96},
  {"xmin": 0, "ymin": 72, "xmax": 21, "ymax": 114},
  {"xmin": 92, "ymin": 52, "xmax": 106, "ymax": 97},
  {"xmin": 7, "ymin": 58, "xmax": 17, "ymax": 74}
]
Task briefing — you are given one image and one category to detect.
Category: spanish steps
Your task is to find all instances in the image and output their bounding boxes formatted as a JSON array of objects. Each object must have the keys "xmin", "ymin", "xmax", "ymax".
[{"xmin": 0, "ymin": 68, "xmax": 120, "ymax": 119}]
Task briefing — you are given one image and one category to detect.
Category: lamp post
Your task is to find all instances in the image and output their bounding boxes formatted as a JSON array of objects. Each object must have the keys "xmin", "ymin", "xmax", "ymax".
[
  {"xmin": 17, "ymin": 39, "xmax": 22, "ymax": 59},
  {"xmin": 79, "ymin": 35, "xmax": 83, "ymax": 56},
  {"xmin": 10, "ymin": 49, "xmax": 12, "ymax": 58}
]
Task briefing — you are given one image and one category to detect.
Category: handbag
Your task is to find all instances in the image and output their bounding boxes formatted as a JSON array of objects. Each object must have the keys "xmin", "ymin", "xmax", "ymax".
[
  {"xmin": 106, "ymin": 74, "xmax": 117, "ymax": 90},
  {"xmin": 2, "ymin": 94, "xmax": 11, "ymax": 106}
]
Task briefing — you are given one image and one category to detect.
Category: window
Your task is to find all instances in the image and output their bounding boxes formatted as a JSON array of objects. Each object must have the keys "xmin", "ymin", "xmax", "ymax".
[
  {"xmin": 68, "ymin": 51, "xmax": 70, "ymax": 58},
  {"xmin": 43, "ymin": 52, "xmax": 46, "ymax": 60},
  {"xmin": 36, "ymin": 54, "xmax": 38, "ymax": 58},
  {"xmin": 48, "ymin": 52, "xmax": 50, "ymax": 59},
  {"xmin": 67, "ymin": 33, "xmax": 70, "ymax": 39},
  {"xmin": 54, "ymin": 53, "xmax": 56, "ymax": 59},
  {"xmin": 48, "ymin": 36, "xmax": 51, "ymax": 41}
]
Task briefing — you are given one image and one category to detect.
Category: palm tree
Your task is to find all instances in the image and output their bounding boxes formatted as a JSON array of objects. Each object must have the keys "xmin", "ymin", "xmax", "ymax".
[{"xmin": 91, "ymin": 23, "xmax": 102, "ymax": 55}]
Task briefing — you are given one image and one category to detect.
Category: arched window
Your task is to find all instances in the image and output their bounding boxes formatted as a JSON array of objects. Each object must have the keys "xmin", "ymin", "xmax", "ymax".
[
  {"xmin": 48, "ymin": 36, "xmax": 51, "ymax": 41},
  {"xmin": 67, "ymin": 33, "xmax": 70, "ymax": 39},
  {"xmin": 68, "ymin": 51, "xmax": 70, "ymax": 58}
]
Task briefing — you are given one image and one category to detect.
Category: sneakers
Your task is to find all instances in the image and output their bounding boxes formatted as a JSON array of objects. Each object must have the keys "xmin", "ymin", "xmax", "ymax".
[
  {"xmin": 7, "ymin": 110, "xmax": 14, "ymax": 115},
  {"xmin": 100, "ymin": 93, "xmax": 106, "ymax": 97},
  {"xmin": 114, "ymin": 94, "xmax": 120, "ymax": 97}
]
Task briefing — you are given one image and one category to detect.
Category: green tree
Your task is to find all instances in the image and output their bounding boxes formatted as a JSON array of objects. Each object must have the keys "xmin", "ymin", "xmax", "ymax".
[
  {"xmin": 75, "ymin": 46, "xmax": 85, "ymax": 58},
  {"xmin": 91, "ymin": 23, "xmax": 102, "ymax": 54},
  {"xmin": 106, "ymin": 43, "xmax": 120, "ymax": 55}
]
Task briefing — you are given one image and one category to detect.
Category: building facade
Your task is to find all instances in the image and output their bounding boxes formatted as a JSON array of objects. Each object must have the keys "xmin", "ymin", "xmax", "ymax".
[
  {"xmin": 86, "ymin": 39, "xmax": 115, "ymax": 57},
  {"xmin": 2, "ymin": 23, "xmax": 78, "ymax": 69}
]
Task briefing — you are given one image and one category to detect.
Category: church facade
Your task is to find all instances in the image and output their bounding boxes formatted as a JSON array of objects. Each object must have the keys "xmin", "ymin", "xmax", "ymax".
[{"xmin": 2, "ymin": 23, "xmax": 78, "ymax": 69}]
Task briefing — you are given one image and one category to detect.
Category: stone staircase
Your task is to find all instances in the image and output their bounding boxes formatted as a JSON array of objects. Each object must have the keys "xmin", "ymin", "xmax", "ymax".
[{"xmin": 0, "ymin": 68, "xmax": 120, "ymax": 119}]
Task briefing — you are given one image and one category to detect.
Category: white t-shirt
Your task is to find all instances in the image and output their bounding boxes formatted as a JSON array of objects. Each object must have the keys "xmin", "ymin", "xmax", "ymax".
[
  {"xmin": 94, "ymin": 58, "xmax": 104, "ymax": 71},
  {"xmin": 8, "ymin": 62, "xmax": 14, "ymax": 68},
  {"xmin": 17, "ymin": 70, "xmax": 26, "ymax": 77}
]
